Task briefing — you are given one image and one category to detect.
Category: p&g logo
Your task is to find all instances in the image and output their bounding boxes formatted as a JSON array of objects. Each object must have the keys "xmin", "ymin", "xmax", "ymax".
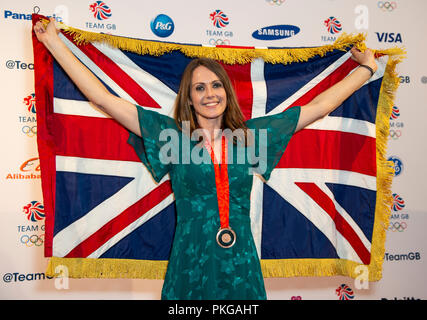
[{"xmin": 151, "ymin": 14, "xmax": 174, "ymax": 38}]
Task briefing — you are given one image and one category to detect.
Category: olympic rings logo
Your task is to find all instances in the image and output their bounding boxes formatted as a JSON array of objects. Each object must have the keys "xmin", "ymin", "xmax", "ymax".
[
  {"xmin": 388, "ymin": 221, "xmax": 407, "ymax": 232},
  {"xmin": 377, "ymin": 1, "xmax": 397, "ymax": 11},
  {"xmin": 20, "ymin": 234, "xmax": 44, "ymax": 247},
  {"xmin": 389, "ymin": 129, "xmax": 401, "ymax": 140},
  {"xmin": 22, "ymin": 125, "xmax": 37, "ymax": 137},
  {"xmin": 209, "ymin": 38, "xmax": 231, "ymax": 46}
]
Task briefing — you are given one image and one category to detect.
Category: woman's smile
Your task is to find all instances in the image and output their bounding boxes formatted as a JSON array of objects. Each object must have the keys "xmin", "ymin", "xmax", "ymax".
[{"xmin": 203, "ymin": 101, "xmax": 221, "ymax": 108}]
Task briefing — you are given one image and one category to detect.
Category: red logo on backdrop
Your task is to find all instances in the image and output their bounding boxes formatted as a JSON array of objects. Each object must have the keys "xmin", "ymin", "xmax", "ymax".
[
  {"xmin": 89, "ymin": 1, "xmax": 112, "ymax": 20},
  {"xmin": 324, "ymin": 17, "xmax": 342, "ymax": 34},
  {"xmin": 23, "ymin": 201, "xmax": 45, "ymax": 222},
  {"xmin": 20, "ymin": 157, "xmax": 41, "ymax": 172},
  {"xmin": 23, "ymin": 93, "xmax": 36, "ymax": 113},
  {"xmin": 209, "ymin": 10, "xmax": 229, "ymax": 28},
  {"xmin": 335, "ymin": 284, "xmax": 355, "ymax": 300}
]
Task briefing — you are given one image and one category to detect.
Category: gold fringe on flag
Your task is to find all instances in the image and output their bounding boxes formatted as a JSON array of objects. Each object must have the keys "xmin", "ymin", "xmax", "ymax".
[
  {"xmin": 40, "ymin": 17, "xmax": 406, "ymax": 281},
  {"xmin": 41, "ymin": 18, "xmax": 372, "ymax": 65},
  {"xmin": 47, "ymin": 257, "xmax": 168, "ymax": 279}
]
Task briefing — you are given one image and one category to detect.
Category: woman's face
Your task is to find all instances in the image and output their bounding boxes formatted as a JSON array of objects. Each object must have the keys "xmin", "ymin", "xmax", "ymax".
[{"xmin": 189, "ymin": 65, "xmax": 227, "ymax": 126}]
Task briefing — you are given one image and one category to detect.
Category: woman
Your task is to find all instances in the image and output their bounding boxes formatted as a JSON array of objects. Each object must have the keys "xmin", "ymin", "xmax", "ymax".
[{"xmin": 34, "ymin": 18, "xmax": 377, "ymax": 300}]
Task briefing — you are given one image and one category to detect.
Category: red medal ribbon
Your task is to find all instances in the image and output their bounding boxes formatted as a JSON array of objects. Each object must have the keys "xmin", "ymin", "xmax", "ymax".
[{"xmin": 205, "ymin": 135, "xmax": 229, "ymax": 229}]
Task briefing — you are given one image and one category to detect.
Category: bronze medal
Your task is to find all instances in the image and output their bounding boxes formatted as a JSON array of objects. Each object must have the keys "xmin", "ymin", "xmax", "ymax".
[{"xmin": 216, "ymin": 227, "xmax": 236, "ymax": 249}]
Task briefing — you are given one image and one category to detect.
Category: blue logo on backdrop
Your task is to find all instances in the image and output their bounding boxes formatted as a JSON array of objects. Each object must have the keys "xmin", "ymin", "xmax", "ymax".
[
  {"xmin": 4, "ymin": 10, "xmax": 32, "ymax": 20},
  {"xmin": 388, "ymin": 156, "xmax": 403, "ymax": 176},
  {"xmin": 252, "ymin": 24, "xmax": 300, "ymax": 40},
  {"xmin": 375, "ymin": 32, "xmax": 402, "ymax": 43},
  {"xmin": 151, "ymin": 14, "xmax": 174, "ymax": 38},
  {"xmin": 4, "ymin": 10, "xmax": 63, "ymax": 22}
]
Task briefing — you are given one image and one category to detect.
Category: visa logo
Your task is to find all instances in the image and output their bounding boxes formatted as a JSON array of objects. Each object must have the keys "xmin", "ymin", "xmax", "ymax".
[{"xmin": 375, "ymin": 32, "xmax": 402, "ymax": 43}]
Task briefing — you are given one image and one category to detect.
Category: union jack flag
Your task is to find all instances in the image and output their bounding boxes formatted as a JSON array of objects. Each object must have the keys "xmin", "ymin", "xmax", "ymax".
[{"xmin": 32, "ymin": 15, "xmax": 393, "ymax": 279}]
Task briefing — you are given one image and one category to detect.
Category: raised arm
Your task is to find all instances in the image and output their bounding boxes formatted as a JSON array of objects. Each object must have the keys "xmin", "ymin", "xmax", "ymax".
[
  {"xmin": 295, "ymin": 47, "xmax": 378, "ymax": 132},
  {"xmin": 34, "ymin": 18, "xmax": 141, "ymax": 136}
]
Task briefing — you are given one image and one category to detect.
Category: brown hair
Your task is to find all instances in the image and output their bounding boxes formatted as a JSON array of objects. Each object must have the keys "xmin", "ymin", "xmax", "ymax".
[{"xmin": 173, "ymin": 58, "xmax": 249, "ymax": 143}]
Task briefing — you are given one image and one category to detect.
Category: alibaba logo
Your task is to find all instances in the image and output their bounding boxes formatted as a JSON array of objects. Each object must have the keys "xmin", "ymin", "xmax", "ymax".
[{"xmin": 20, "ymin": 157, "xmax": 41, "ymax": 172}]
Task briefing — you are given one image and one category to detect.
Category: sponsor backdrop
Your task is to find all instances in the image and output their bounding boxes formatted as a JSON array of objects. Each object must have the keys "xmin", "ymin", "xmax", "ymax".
[{"xmin": 0, "ymin": 0, "xmax": 426, "ymax": 300}]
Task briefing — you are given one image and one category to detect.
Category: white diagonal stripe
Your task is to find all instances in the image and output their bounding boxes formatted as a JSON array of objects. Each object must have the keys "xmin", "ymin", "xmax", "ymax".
[
  {"xmin": 302, "ymin": 55, "xmax": 388, "ymax": 137},
  {"xmin": 59, "ymin": 33, "xmax": 137, "ymax": 105},
  {"xmin": 266, "ymin": 168, "xmax": 376, "ymax": 263},
  {"xmin": 92, "ymin": 42, "xmax": 176, "ymax": 117},
  {"xmin": 266, "ymin": 53, "xmax": 387, "ymax": 117},
  {"xmin": 317, "ymin": 181, "xmax": 371, "ymax": 252},
  {"xmin": 88, "ymin": 193, "xmax": 175, "ymax": 258},
  {"xmin": 53, "ymin": 156, "xmax": 170, "ymax": 257},
  {"xmin": 266, "ymin": 51, "xmax": 353, "ymax": 116}
]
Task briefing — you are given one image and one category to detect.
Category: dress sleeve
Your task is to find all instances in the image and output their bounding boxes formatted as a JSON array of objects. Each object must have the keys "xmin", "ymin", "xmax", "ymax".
[
  {"xmin": 127, "ymin": 105, "xmax": 178, "ymax": 183},
  {"xmin": 245, "ymin": 106, "xmax": 300, "ymax": 181}
]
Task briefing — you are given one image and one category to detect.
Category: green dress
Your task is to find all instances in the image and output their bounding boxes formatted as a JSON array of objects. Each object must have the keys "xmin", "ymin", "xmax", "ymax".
[{"xmin": 128, "ymin": 105, "xmax": 300, "ymax": 300}]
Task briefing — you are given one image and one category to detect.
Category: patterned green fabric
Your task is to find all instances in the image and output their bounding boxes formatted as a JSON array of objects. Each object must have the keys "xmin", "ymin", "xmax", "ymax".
[{"xmin": 128, "ymin": 105, "xmax": 300, "ymax": 300}]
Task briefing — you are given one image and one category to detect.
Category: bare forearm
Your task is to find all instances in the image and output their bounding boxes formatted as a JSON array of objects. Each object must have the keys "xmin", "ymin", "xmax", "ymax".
[
  {"xmin": 34, "ymin": 19, "xmax": 140, "ymax": 136},
  {"xmin": 310, "ymin": 66, "xmax": 373, "ymax": 114},
  {"xmin": 296, "ymin": 48, "xmax": 377, "ymax": 133},
  {"xmin": 44, "ymin": 35, "xmax": 111, "ymax": 108}
]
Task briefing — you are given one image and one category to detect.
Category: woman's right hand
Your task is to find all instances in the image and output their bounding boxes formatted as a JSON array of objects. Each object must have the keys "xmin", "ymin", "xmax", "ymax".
[{"xmin": 34, "ymin": 17, "xmax": 60, "ymax": 46}]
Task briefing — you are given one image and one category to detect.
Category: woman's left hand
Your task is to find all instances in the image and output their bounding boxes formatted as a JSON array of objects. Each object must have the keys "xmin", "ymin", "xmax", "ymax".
[{"xmin": 350, "ymin": 47, "xmax": 378, "ymax": 72}]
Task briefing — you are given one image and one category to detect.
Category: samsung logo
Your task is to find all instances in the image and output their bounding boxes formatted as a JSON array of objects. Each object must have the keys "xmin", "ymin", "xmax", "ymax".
[{"xmin": 252, "ymin": 24, "xmax": 300, "ymax": 40}]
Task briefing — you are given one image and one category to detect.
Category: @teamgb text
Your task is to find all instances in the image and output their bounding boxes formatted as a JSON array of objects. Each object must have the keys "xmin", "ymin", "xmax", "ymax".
[{"xmin": 158, "ymin": 122, "xmax": 268, "ymax": 175}]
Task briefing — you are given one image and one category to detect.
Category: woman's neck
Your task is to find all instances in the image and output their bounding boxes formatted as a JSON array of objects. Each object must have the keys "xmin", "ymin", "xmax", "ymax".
[{"xmin": 197, "ymin": 115, "xmax": 223, "ymax": 143}]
